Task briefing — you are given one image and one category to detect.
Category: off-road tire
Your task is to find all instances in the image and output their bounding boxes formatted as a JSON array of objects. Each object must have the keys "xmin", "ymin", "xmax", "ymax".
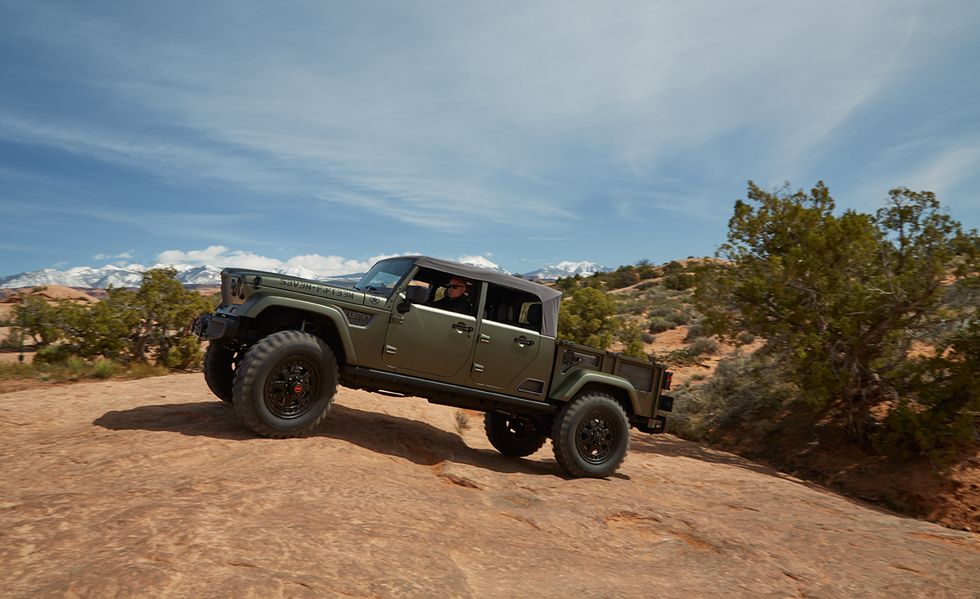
[
  {"xmin": 551, "ymin": 392, "xmax": 630, "ymax": 478},
  {"xmin": 203, "ymin": 342, "xmax": 236, "ymax": 403},
  {"xmin": 232, "ymin": 330, "xmax": 338, "ymax": 438},
  {"xmin": 484, "ymin": 412, "xmax": 550, "ymax": 457}
]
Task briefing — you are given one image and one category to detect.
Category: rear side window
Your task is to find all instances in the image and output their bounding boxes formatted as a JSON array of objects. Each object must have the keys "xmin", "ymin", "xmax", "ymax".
[{"xmin": 483, "ymin": 283, "xmax": 542, "ymax": 333}]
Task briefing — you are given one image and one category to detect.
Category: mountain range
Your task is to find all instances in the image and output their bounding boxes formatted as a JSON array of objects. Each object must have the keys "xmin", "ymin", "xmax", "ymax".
[{"xmin": 0, "ymin": 259, "xmax": 607, "ymax": 289}]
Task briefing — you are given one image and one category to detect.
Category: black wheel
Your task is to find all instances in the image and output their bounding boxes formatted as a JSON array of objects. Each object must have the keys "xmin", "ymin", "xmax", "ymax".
[
  {"xmin": 232, "ymin": 330, "xmax": 338, "ymax": 438},
  {"xmin": 551, "ymin": 392, "xmax": 630, "ymax": 477},
  {"xmin": 203, "ymin": 342, "xmax": 237, "ymax": 403},
  {"xmin": 484, "ymin": 412, "xmax": 550, "ymax": 457}
]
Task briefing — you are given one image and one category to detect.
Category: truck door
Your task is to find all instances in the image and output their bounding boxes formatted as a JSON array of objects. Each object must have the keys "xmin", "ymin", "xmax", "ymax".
[
  {"xmin": 472, "ymin": 289, "xmax": 544, "ymax": 389},
  {"xmin": 381, "ymin": 273, "xmax": 479, "ymax": 378},
  {"xmin": 471, "ymin": 319, "xmax": 541, "ymax": 388}
]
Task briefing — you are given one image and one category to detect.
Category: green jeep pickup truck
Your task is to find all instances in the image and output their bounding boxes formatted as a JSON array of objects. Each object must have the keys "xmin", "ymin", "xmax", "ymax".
[{"xmin": 192, "ymin": 256, "xmax": 673, "ymax": 477}]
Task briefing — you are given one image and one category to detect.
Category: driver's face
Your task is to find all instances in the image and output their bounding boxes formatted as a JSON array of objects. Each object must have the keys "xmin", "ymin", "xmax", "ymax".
[{"xmin": 446, "ymin": 277, "xmax": 467, "ymax": 299}]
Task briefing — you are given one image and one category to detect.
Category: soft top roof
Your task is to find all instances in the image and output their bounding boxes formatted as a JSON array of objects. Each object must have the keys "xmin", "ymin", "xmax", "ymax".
[{"xmin": 384, "ymin": 256, "xmax": 563, "ymax": 337}]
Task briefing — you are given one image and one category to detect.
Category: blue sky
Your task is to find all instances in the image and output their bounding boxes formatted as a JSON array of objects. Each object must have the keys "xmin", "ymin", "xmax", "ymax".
[{"xmin": 1, "ymin": 1, "xmax": 978, "ymax": 276}]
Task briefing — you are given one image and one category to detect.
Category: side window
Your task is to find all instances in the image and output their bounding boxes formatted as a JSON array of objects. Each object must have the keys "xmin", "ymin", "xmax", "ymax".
[
  {"xmin": 406, "ymin": 267, "xmax": 480, "ymax": 317},
  {"xmin": 483, "ymin": 284, "xmax": 542, "ymax": 333}
]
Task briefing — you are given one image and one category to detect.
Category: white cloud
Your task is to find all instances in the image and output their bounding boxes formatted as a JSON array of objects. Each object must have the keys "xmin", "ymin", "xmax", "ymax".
[
  {"xmin": 151, "ymin": 246, "xmax": 517, "ymax": 276},
  {"xmin": 153, "ymin": 246, "xmax": 415, "ymax": 276}
]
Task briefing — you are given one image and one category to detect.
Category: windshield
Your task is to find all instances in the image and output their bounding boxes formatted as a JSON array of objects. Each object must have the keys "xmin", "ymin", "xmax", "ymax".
[{"xmin": 354, "ymin": 258, "xmax": 416, "ymax": 298}]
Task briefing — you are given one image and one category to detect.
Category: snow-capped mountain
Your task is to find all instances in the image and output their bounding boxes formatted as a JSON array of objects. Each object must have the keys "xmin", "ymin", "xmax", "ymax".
[
  {"xmin": 456, "ymin": 256, "xmax": 508, "ymax": 273},
  {"xmin": 0, "ymin": 256, "xmax": 602, "ymax": 288},
  {"xmin": 521, "ymin": 261, "xmax": 607, "ymax": 281},
  {"xmin": 0, "ymin": 262, "xmax": 368, "ymax": 289}
]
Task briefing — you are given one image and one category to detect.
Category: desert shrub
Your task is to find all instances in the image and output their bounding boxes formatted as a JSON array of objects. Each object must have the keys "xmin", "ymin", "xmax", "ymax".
[
  {"xmin": 558, "ymin": 287, "xmax": 618, "ymax": 349},
  {"xmin": 737, "ymin": 331, "xmax": 756, "ymax": 344},
  {"xmin": 46, "ymin": 268, "xmax": 212, "ymax": 367},
  {"xmin": 684, "ymin": 324, "xmax": 706, "ymax": 341},
  {"xmin": 607, "ymin": 266, "xmax": 641, "ymax": 289},
  {"xmin": 66, "ymin": 356, "xmax": 86, "ymax": 372},
  {"xmin": 0, "ymin": 362, "xmax": 38, "ymax": 380},
  {"xmin": 163, "ymin": 336, "xmax": 205, "ymax": 370},
  {"xmin": 618, "ymin": 322, "xmax": 648, "ymax": 359},
  {"xmin": 648, "ymin": 317, "xmax": 674, "ymax": 334},
  {"xmin": 554, "ymin": 276, "xmax": 580, "ymax": 293},
  {"xmin": 687, "ymin": 337, "xmax": 719, "ymax": 356},
  {"xmin": 618, "ymin": 297, "xmax": 648, "ymax": 315},
  {"xmin": 33, "ymin": 344, "xmax": 72, "ymax": 365},
  {"xmin": 647, "ymin": 305, "xmax": 675, "ymax": 318},
  {"xmin": 664, "ymin": 272, "xmax": 695, "ymax": 290},
  {"xmin": 11, "ymin": 295, "xmax": 64, "ymax": 347},
  {"xmin": 92, "ymin": 359, "xmax": 118, "ymax": 379},
  {"xmin": 667, "ymin": 311, "xmax": 691, "ymax": 326},
  {"xmin": 125, "ymin": 362, "xmax": 170, "ymax": 379},
  {"xmin": 640, "ymin": 332, "xmax": 655, "ymax": 344},
  {"xmin": 670, "ymin": 353, "xmax": 799, "ymax": 441}
]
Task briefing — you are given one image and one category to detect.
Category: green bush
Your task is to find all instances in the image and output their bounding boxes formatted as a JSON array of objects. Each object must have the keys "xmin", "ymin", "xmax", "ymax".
[
  {"xmin": 33, "ymin": 344, "xmax": 71, "ymax": 365},
  {"xmin": 27, "ymin": 268, "xmax": 212, "ymax": 368},
  {"xmin": 66, "ymin": 356, "xmax": 87, "ymax": 375},
  {"xmin": 684, "ymin": 324, "xmax": 706, "ymax": 341},
  {"xmin": 687, "ymin": 337, "xmax": 719, "ymax": 356},
  {"xmin": 664, "ymin": 272, "xmax": 695, "ymax": 290},
  {"xmin": 92, "ymin": 359, "xmax": 118, "ymax": 379},
  {"xmin": 648, "ymin": 317, "xmax": 674, "ymax": 334},
  {"xmin": 126, "ymin": 362, "xmax": 170, "ymax": 379},
  {"xmin": 558, "ymin": 287, "xmax": 618, "ymax": 349},
  {"xmin": 647, "ymin": 305, "xmax": 675, "ymax": 318},
  {"xmin": 671, "ymin": 354, "xmax": 799, "ymax": 441}
]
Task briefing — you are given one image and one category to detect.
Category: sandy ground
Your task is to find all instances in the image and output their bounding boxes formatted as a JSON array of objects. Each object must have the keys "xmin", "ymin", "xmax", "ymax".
[{"xmin": 1, "ymin": 374, "xmax": 977, "ymax": 598}]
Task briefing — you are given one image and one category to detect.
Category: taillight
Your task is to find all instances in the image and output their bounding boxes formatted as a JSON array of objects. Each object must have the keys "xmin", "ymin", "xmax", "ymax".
[{"xmin": 662, "ymin": 371, "xmax": 673, "ymax": 390}]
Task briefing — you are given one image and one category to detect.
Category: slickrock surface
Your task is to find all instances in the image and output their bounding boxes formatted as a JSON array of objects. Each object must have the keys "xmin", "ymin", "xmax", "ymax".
[{"xmin": 1, "ymin": 374, "xmax": 977, "ymax": 598}]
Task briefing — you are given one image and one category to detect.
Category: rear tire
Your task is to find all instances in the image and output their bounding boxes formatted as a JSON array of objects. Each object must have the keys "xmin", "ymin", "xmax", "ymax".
[
  {"xmin": 232, "ymin": 330, "xmax": 338, "ymax": 438},
  {"xmin": 551, "ymin": 392, "xmax": 630, "ymax": 478},
  {"xmin": 203, "ymin": 342, "xmax": 236, "ymax": 403},
  {"xmin": 484, "ymin": 412, "xmax": 550, "ymax": 457}
]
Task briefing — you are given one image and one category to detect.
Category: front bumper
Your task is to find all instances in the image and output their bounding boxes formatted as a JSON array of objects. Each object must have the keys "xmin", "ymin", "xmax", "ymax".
[{"xmin": 191, "ymin": 312, "xmax": 240, "ymax": 341}]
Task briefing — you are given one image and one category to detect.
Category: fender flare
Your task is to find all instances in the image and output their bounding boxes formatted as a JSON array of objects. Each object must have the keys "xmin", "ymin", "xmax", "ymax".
[
  {"xmin": 239, "ymin": 295, "xmax": 358, "ymax": 363},
  {"xmin": 549, "ymin": 370, "xmax": 641, "ymax": 416}
]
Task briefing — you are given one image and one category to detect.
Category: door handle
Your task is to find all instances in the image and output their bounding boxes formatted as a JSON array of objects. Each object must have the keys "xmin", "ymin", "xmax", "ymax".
[
  {"xmin": 515, "ymin": 336, "xmax": 534, "ymax": 347},
  {"xmin": 452, "ymin": 322, "xmax": 474, "ymax": 333}
]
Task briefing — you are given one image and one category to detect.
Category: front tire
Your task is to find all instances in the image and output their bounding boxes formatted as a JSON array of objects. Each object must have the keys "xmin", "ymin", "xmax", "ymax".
[
  {"xmin": 551, "ymin": 392, "xmax": 630, "ymax": 477},
  {"xmin": 203, "ymin": 342, "xmax": 237, "ymax": 403},
  {"xmin": 484, "ymin": 412, "xmax": 550, "ymax": 457},
  {"xmin": 232, "ymin": 330, "xmax": 338, "ymax": 438}
]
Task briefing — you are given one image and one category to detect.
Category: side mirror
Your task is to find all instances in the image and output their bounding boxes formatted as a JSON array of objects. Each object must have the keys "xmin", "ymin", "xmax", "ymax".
[{"xmin": 398, "ymin": 286, "xmax": 429, "ymax": 313}]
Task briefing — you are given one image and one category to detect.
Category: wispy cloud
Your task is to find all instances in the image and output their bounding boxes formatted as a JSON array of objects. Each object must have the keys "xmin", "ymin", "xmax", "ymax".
[
  {"xmin": 93, "ymin": 251, "xmax": 133, "ymax": 261},
  {"xmin": 1, "ymin": 1, "xmax": 942, "ymax": 230},
  {"xmin": 1, "ymin": 1, "xmax": 977, "ymax": 277}
]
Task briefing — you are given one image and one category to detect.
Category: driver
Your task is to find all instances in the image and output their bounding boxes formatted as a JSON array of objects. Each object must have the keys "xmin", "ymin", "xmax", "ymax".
[{"xmin": 431, "ymin": 276, "xmax": 474, "ymax": 315}]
